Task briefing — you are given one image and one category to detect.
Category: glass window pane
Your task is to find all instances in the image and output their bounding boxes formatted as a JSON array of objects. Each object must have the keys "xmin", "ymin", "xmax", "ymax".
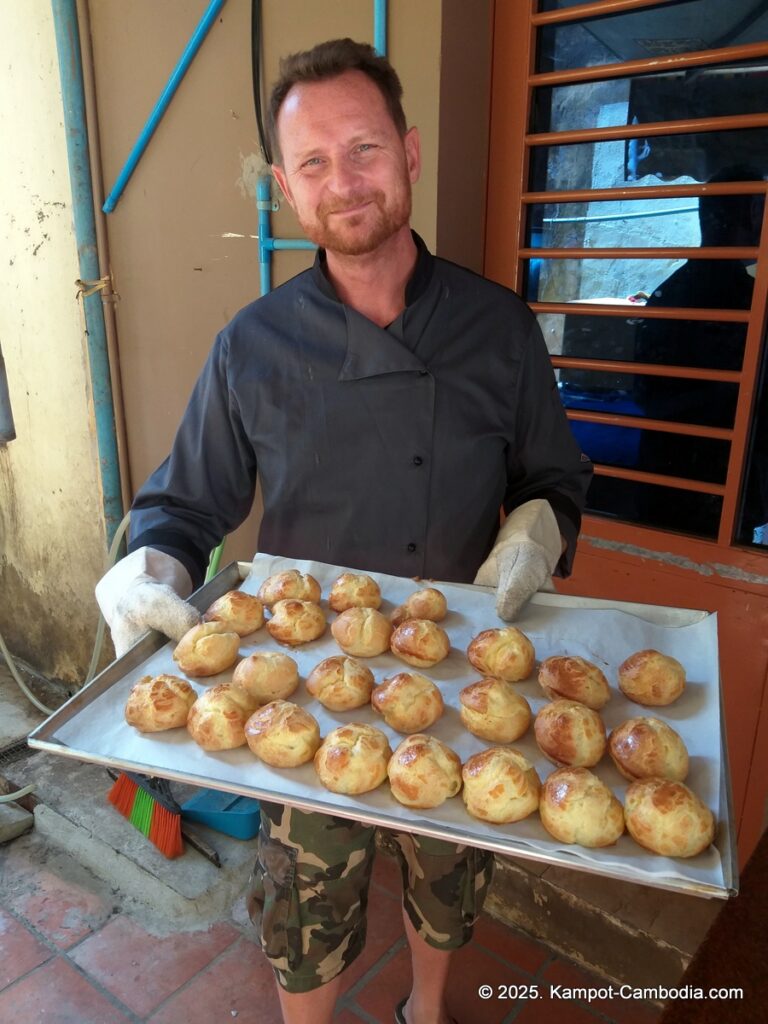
[
  {"xmin": 539, "ymin": 313, "xmax": 748, "ymax": 372},
  {"xmin": 531, "ymin": 198, "xmax": 702, "ymax": 251},
  {"xmin": 567, "ymin": 412, "xmax": 730, "ymax": 482},
  {"xmin": 537, "ymin": 1, "xmax": 768, "ymax": 72},
  {"xmin": 584, "ymin": 474, "xmax": 722, "ymax": 539},
  {"xmin": 560, "ymin": 373, "xmax": 738, "ymax": 430},
  {"xmin": 526, "ymin": 257, "xmax": 756, "ymax": 308},
  {"xmin": 736, "ymin": 330, "xmax": 768, "ymax": 547},
  {"xmin": 529, "ymin": 129, "xmax": 768, "ymax": 192},
  {"xmin": 533, "ymin": 61, "xmax": 767, "ymax": 136}
]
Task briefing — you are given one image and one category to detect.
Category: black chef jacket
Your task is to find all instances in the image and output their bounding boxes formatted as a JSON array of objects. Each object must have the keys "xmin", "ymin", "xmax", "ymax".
[{"xmin": 129, "ymin": 234, "xmax": 592, "ymax": 589}]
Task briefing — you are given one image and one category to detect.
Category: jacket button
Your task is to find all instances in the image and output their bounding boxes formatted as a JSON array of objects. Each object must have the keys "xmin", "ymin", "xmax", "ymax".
[
  {"xmin": 407, "ymin": 543, "xmax": 417, "ymax": 553},
  {"xmin": 412, "ymin": 455, "xmax": 423, "ymax": 466}
]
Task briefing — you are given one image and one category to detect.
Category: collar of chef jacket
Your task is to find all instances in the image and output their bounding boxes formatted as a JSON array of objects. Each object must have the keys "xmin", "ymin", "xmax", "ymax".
[{"xmin": 311, "ymin": 231, "xmax": 440, "ymax": 381}]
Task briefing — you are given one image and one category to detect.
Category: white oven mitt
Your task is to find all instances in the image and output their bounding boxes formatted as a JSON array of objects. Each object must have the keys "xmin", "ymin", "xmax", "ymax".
[
  {"xmin": 473, "ymin": 499, "xmax": 563, "ymax": 621},
  {"xmin": 95, "ymin": 547, "xmax": 201, "ymax": 657}
]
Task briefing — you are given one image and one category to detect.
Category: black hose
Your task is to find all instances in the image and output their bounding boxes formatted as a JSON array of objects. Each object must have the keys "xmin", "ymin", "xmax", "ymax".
[{"xmin": 251, "ymin": 0, "xmax": 271, "ymax": 164}]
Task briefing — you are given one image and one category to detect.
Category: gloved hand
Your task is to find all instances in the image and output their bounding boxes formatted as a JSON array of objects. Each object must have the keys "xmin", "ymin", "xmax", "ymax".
[
  {"xmin": 474, "ymin": 499, "xmax": 563, "ymax": 621},
  {"xmin": 95, "ymin": 547, "xmax": 201, "ymax": 658}
]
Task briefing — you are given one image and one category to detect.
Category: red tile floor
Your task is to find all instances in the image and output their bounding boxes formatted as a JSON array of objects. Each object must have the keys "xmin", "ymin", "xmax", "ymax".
[{"xmin": 0, "ymin": 839, "xmax": 662, "ymax": 1024}]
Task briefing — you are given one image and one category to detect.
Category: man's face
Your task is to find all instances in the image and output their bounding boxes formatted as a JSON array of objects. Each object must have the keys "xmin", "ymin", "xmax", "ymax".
[{"xmin": 272, "ymin": 70, "xmax": 420, "ymax": 256}]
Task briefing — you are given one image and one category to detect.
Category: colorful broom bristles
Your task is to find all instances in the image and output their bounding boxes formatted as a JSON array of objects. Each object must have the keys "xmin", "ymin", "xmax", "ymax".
[{"xmin": 107, "ymin": 772, "xmax": 184, "ymax": 859}]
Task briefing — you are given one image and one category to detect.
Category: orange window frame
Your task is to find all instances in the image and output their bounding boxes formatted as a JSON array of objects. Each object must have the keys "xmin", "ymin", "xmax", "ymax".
[{"xmin": 485, "ymin": 0, "xmax": 768, "ymax": 550}]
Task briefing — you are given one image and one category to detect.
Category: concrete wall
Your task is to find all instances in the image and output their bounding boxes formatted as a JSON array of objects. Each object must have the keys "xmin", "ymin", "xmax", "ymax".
[{"xmin": 0, "ymin": 1, "xmax": 107, "ymax": 684}]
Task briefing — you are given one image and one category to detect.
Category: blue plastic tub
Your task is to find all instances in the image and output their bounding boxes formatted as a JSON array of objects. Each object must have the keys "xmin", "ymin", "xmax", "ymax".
[{"xmin": 180, "ymin": 789, "xmax": 261, "ymax": 840}]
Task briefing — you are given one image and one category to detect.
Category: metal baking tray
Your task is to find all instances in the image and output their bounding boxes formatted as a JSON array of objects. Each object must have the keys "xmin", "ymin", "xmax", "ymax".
[{"xmin": 29, "ymin": 557, "xmax": 737, "ymax": 899}]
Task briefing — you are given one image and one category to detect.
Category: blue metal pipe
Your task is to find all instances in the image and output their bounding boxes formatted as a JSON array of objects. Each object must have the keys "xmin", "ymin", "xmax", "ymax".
[
  {"xmin": 271, "ymin": 239, "xmax": 317, "ymax": 250},
  {"xmin": 374, "ymin": 0, "xmax": 387, "ymax": 56},
  {"xmin": 257, "ymin": 176, "xmax": 317, "ymax": 295},
  {"xmin": 257, "ymin": 175, "xmax": 272, "ymax": 295},
  {"xmin": 51, "ymin": 0, "xmax": 123, "ymax": 543},
  {"xmin": 102, "ymin": 0, "xmax": 228, "ymax": 213}
]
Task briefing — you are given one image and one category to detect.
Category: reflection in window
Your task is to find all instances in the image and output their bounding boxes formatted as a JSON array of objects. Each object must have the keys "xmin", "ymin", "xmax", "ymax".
[
  {"xmin": 531, "ymin": 199, "xmax": 700, "ymax": 251},
  {"xmin": 585, "ymin": 475, "xmax": 722, "ymax": 540},
  {"xmin": 538, "ymin": 313, "xmax": 748, "ymax": 371},
  {"xmin": 530, "ymin": 129, "xmax": 768, "ymax": 195},
  {"xmin": 527, "ymin": 257, "xmax": 757, "ymax": 307},
  {"xmin": 530, "ymin": 0, "xmax": 768, "ymax": 543},
  {"xmin": 537, "ymin": 1, "xmax": 768, "ymax": 72},
  {"xmin": 533, "ymin": 61, "xmax": 767, "ymax": 139},
  {"xmin": 737, "ymin": 330, "xmax": 768, "ymax": 547},
  {"xmin": 564, "ymin": 409, "xmax": 731, "ymax": 483}
]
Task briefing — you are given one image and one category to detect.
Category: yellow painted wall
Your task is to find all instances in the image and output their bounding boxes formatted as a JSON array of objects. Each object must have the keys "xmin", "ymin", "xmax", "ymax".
[{"xmin": 0, "ymin": 1, "xmax": 108, "ymax": 682}]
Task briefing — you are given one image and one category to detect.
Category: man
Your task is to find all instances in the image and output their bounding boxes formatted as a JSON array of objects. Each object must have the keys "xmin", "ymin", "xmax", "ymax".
[{"xmin": 97, "ymin": 39, "xmax": 592, "ymax": 1024}]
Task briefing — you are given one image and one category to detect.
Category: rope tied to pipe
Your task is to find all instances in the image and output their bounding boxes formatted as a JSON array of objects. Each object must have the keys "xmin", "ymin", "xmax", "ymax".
[{"xmin": 76, "ymin": 275, "xmax": 112, "ymax": 299}]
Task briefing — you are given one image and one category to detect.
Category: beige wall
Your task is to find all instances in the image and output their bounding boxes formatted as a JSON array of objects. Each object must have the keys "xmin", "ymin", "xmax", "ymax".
[
  {"xmin": 89, "ymin": 0, "xmax": 458, "ymax": 565},
  {"xmin": 0, "ymin": 1, "xmax": 107, "ymax": 683},
  {"xmin": 437, "ymin": 0, "xmax": 492, "ymax": 272}
]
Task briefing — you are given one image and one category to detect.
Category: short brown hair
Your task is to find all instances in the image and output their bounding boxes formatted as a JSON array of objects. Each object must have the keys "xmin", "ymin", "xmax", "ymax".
[{"xmin": 267, "ymin": 38, "xmax": 407, "ymax": 164}]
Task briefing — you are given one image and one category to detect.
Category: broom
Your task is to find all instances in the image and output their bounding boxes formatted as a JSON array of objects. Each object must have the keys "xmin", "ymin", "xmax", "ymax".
[{"xmin": 107, "ymin": 770, "xmax": 184, "ymax": 858}]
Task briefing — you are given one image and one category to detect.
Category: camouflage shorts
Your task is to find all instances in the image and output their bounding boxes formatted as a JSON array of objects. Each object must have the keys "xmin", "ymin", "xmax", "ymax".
[{"xmin": 246, "ymin": 801, "xmax": 494, "ymax": 994}]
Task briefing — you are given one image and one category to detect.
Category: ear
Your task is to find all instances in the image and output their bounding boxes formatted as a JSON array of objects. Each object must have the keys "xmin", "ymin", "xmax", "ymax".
[
  {"xmin": 404, "ymin": 126, "xmax": 421, "ymax": 185},
  {"xmin": 271, "ymin": 163, "xmax": 295, "ymax": 210}
]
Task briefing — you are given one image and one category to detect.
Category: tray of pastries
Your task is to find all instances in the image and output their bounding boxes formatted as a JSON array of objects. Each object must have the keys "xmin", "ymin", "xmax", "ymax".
[{"xmin": 29, "ymin": 554, "xmax": 736, "ymax": 898}]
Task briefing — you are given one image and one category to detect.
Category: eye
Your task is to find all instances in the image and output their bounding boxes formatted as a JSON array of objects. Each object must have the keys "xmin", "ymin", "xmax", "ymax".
[
  {"xmin": 300, "ymin": 156, "xmax": 323, "ymax": 169},
  {"xmin": 355, "ymin": 143, "xmax": 377, "ymax": 154}
]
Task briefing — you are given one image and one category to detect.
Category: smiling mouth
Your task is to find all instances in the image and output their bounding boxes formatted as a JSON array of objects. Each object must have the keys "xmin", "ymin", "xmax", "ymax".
[{"xmin": 329, "ymin": 202, "xmax": 373, "ymax": 216}]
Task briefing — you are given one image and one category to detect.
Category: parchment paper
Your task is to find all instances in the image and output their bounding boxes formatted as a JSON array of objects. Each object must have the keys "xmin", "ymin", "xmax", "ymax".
[{"xmin": 51, "ymin": 553, "xmax": 725, "ymax": 891}]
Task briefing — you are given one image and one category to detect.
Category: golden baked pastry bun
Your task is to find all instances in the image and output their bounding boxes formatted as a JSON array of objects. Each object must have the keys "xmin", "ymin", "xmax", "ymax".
[
  {"xmin": 124, "ymin": 674, "xmax": 197, "ymax": 732},
  {"xmin": 387, "ymin": 734, "xmax": 462, "ymax": 809},
  {"xmin": 534, "ymin": 699, "xmax": 606, "ymax": 768},
  {"xmin": 202, "ymin": 590, "xmax": 264, "ymax": 636},
  {"xmin": 172, "ymin": 622, "xmax": 240, "ymax": 677},
  {"xmin": 232, "ymin": 651, "xmax": 299, "ymax": 703},
  {"xmin": 244, "ymin": 700, "xmax": 321, "ymax": 767},
  {"xmin": 305, "ymin": 655, "xmax": 374, "ymax": 711},
  {"xmin": 266, "ymin": 599, "xmax": 326, "ymax": 646},
  {"xmin": 618, "ymin": 649, "xmax": 686, "ymax": 707},
  {"xmin": 331, "ymin": 607, "xmax": 392, "ymax": 657},
  {"xmin": 314, "ymin": 723, "xmax": 392, "ymax": 794},
  {"xmin": 257, "ymin": 570, "xmax": 321, "ymax": 607},
  {"xmin": 466, "ymin": 626, "xmax": 534, "ymax": 682},
  {"xmin": 608, "ymin": 717, "xmax": 689, "ymax": 782},
  {"xmin": 538, "ymin": 655, "xmax": 611, "ymax": 710},
  {"xmin": 328, "ymin": 572, "xmax": 382, "ymax": 612},
  {"xmin": 186, "ymin": 683, "xmax": 259, "ymax": 751},
  {"xmin": 462, "ymin": 747, "xmax": 541, "ymax": 823},
  {"xmin": 390, "ymin": 587, "xmax": 447, "ymax": 628},
  {"xmin": 390, "ymin": 619, "xmax": 450, "ymax": 668},
  {"xmin": 624, "ymin": 779, "xmax": 714, "ymax": 858},
  {"xmin": 459, "ymin": 678, "xmax": 531, "ymax": 743},
  {"xmin": 371, "ymin": 671, "xmax": 444, "ymax": 733},
  {"xmin": 540, "ymin": 767, "xmax": 624, "ymax": 847}
]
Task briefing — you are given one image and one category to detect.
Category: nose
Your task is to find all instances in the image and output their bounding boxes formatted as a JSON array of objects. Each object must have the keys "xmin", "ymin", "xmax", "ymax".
[{"xmin": 325, "ymin": 154, "xmax": 365, "ymax": 197}]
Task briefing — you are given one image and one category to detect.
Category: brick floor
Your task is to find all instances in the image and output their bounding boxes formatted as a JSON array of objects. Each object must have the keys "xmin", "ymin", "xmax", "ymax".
[
  {"xmin": 70, "ymin": 915, "xmax": 241, "ymax": 1017},
  {"xmin": 0, "ymin": 907, "xmax": 53, "ymax": 988},
  {"xmin": 1, "ymin": 839, "xmax": 114, "ymax": 950},
  {"xmin": 0, "ymin": 843, "xmax": 665, "ymax": 1024},
  {"xmin": 0, "ymin": 956, "xmax": 133, "ymax": 1024}
]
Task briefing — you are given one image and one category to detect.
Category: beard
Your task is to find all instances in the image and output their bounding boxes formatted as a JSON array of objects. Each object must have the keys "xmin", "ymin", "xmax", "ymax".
[{"xmin": 298, "ymin": 186, "xmax": 412, "ymax": 256}]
